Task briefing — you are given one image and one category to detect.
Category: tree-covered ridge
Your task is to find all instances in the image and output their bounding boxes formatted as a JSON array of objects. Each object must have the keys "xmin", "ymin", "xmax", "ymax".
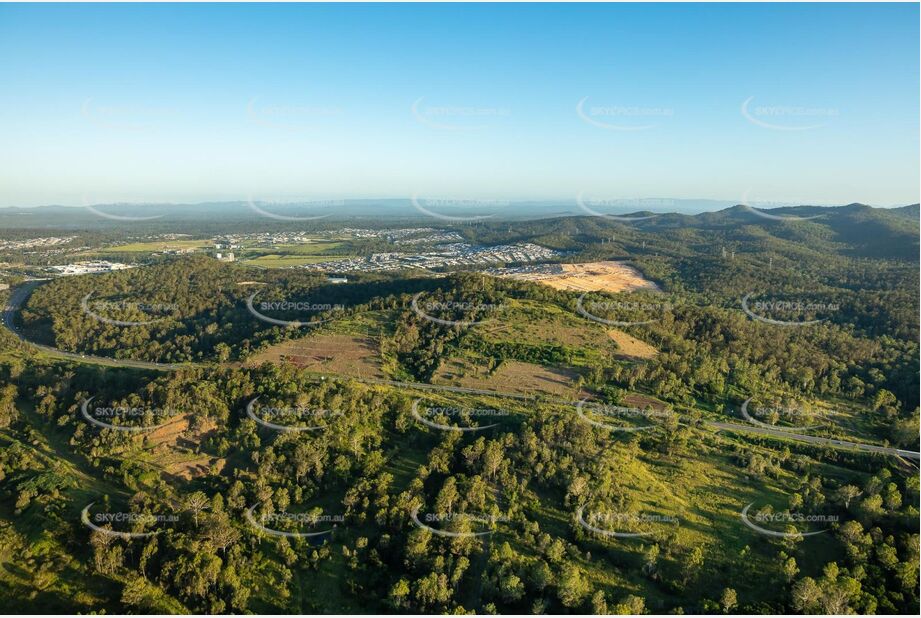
[{"xmin": 0, "ymin": 358, "xmax": 918, "ymax": 614}]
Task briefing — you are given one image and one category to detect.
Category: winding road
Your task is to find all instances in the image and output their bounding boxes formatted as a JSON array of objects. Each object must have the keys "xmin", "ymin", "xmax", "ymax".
[
  {"xmin": 3, "ymin": 280, "xmax": 189, "ymax": 371},
  {"xmin": 3, "ymin": 281, "xmax": 918, "ymax": 460},
  {"xmin": 710, "ymin": 421, "xmax": 919, "ymax": 460}
]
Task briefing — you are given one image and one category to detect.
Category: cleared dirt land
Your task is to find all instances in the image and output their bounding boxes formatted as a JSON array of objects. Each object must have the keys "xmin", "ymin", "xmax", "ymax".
[
  {"xmin": 248, "ymin": 333, "xmax": 386, "ymax": 379},
  {"xmin": 493, "ymin": 261, "xmax": 659, "ymax": 293},
  {"xmin": 143, "ymin": 415, "xmax": 225, "ymax": 481}
]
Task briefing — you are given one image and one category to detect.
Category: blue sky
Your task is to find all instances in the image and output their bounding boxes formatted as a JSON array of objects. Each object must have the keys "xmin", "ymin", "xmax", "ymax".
[{"xmin": 0, "ymin": 2, "xmax": 918, "ymax": 207}]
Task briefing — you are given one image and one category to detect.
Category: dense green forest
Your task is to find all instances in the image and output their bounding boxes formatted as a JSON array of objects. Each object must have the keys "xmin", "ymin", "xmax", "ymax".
[{"xmin": 1, "ymin": 206, "xmax": 918, "ymax": 614}]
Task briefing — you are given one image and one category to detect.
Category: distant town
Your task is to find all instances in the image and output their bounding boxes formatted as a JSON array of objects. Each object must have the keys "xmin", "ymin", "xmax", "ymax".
[
  {"xmin": 302, "ymin": 242, "xmax": 559, "ymax": 273},
  {"xmin": 0, "ymin": 227, "xmax": 563, "ymax": 282}
]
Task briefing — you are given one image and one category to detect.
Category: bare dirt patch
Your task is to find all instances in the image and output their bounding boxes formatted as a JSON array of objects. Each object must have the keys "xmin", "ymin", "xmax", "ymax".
[
  {"xmin": 143, "ymin": 415, "xmax": 224, "ymax": 481},
  {"xmin": 493, "ymin": 261, "xmax": 659, "ymax": 293},
  {"xmin": 248, "ymin": 333, "xmax": 385, "ymax": 379}
]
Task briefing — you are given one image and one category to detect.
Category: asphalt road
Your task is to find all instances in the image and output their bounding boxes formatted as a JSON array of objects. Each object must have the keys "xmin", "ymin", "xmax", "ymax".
[
  {"xmin": 710, "ymin": 421, "xmax": 920, "ymax": 460},
  {"xmin": 2, "ymin": 280, "xmax": 187, "ymax": 372},
  {"xmin": 3, "ymin": 281, "xmax": 919, "ymax": 460}
]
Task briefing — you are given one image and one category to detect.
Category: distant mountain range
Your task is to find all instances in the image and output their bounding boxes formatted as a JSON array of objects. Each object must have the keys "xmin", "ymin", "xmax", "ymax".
[{"xmin": 0, "ymin": 199, "xmax": 917, "ymax": 229}]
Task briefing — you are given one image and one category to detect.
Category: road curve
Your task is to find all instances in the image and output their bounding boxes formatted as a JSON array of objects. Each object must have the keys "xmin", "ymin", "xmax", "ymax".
[
  {"xmin": 2, "ymin": 281, "xmax": 190, "ymax": 372},
  {"xmin": 711, "ymin": 421, "xmax": 920, "ymax": 460},
  {"xmin": 3, "ymin": 282, "xmax": 919, "ymax": 460}
]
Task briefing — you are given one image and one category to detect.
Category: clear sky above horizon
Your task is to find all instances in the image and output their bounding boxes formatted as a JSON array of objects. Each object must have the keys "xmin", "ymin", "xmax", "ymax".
[{"xmin": 0, "ymin": 2, "xmax": 918, "ymax": 208}]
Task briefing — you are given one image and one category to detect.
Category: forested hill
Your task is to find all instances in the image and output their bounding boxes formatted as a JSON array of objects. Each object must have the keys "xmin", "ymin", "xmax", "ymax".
[{"xmin": 460, "ymin": 203, "xmax": 919, "ymax": 261}]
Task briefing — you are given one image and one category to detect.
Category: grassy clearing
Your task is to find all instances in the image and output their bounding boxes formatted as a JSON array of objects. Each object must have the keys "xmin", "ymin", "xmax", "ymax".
[
  {"xmin": 432, "ymin": 354, "xmax": 583, "ymax": 399},
  {"xmin": 96, "ymin": 240, "xmax": 212, "ymax": 253}
]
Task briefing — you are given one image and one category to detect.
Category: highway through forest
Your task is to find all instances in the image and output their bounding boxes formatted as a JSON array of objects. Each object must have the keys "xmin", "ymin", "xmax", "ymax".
[{"xmin": 3, "ymin": 281, "xmax": 918, "ymax": 460}]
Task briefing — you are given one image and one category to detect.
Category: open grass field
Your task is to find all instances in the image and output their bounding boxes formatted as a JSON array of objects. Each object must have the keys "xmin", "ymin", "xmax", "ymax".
[
  {"xmin": 239, "ymin": 240, "xmax": 353, "ymax": 268},
  {"xmin": 607, "ymin": 328, "xmax": 658, "ymax": 360},
  {"xmin": 95, "ymin": 239, "xmax": 212, "ymax": 253},
  {"xmin": 248, "ymin": 333, "xmax": 386, "ymax": 379},
  {"xmin": 472, "ymin": 298, "xmax": 658, "ymax": 366},
  {"xmin": 432, "ymin": 355, "xmax": 584, "ymax": 399}
]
